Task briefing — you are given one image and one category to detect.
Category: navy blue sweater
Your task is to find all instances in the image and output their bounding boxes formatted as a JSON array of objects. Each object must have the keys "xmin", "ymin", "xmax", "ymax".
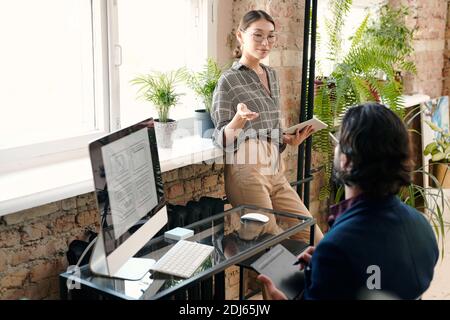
[{"xmin": 303, "ymin": 195, "xmax": 439, "ymax": 300}]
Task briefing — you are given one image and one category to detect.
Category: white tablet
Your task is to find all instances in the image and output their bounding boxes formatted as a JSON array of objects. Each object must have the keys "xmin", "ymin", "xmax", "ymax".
[{"xmin": 283, "ymin": 117, "xmax": 328, "ymax": 135}]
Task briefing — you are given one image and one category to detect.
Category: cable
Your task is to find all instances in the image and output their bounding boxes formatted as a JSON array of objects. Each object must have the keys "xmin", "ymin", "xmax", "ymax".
[{"xmin": 68, "ymin": 236, "xmax": 98, "ymax": 273}]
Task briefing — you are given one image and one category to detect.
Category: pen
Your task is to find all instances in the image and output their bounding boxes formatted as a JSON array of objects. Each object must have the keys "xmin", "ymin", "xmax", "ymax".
[{"xmin": 293, "ymin": 257, "xmax": 307, "ymax": 266}]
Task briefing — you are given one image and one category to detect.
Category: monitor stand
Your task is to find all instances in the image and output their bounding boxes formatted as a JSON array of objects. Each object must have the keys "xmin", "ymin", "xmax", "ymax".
[
  {"xmin": 89, "ymin": 206, "xmax": 168, "ymax": 281},
  {"xmin": 90, "ymin": 233, "xmax": 157, "ymax": 281},
  {"xmin": 113, "ymin": 257, "xmax": 156, "ymax": 280}
]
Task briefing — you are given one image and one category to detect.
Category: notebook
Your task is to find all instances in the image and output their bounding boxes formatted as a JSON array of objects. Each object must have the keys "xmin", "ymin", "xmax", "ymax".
[{"xmin": 251, "ymin": 244, "xmax": 305, "ymax": 300}]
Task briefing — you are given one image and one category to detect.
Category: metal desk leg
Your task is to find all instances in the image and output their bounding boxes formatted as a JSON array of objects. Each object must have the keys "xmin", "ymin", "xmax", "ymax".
[
  {"xmin": 239, "ymin": 265, "xmax": 244, "ymax": 300},
  {"xmin": 214, "ymin": 271, "xmax": 225, "ymax": 300},
  {"xmin": 59, "ymin": 276, "xmax": 68, "ymax": 300},
  {"xmin": 310, "ymin": 224, "xmax": 315, "ymax": 246}
]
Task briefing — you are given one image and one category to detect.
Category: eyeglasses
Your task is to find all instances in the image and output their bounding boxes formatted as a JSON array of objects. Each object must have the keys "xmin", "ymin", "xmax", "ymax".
[{"xmin": 242, "ymin": 30, "xmax": 277, "ymax": 44}]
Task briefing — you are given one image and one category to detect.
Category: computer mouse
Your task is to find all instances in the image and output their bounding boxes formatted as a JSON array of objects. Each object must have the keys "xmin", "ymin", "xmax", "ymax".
[{"xmin": 240, "ymin": 213, "xmax": 269, "ymax": 224}]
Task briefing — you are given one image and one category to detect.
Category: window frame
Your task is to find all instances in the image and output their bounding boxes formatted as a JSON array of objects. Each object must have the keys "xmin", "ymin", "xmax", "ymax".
[
  {"xmin": 0, "ymin": 0, "xmax": 216, "ymax": 173},
  {"xmin": 0, "ymin": 0, "xmax": 111, "ymax": 172}
]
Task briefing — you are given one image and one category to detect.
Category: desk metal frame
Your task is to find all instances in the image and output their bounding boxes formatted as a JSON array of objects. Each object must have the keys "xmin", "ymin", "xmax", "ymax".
[{"xmin": 60, "ymin": 205, "xmax": 315, "ymax": 300}]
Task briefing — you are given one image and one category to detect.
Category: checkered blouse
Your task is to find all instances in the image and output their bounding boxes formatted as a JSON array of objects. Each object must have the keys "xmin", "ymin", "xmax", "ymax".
[{"xmin": 211, "ymin": 61, "xmax": 285, "ymax": 153}]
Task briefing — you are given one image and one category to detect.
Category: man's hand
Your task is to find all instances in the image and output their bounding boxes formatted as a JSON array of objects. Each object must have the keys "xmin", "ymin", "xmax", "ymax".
[
  {"xmin": 257, "ymin": 274, "xmax": 288, "ymax": 300},
  {"xmin": 283, "ymin": 125, "xmax": 314, "ymax": 147},
  {"xmin": 236, "ymin": 103, "xmax": 259, "ymax": 121},
  {"xmin": 297, "ymin": 246, "xmax": 315, "ymax": 270}
]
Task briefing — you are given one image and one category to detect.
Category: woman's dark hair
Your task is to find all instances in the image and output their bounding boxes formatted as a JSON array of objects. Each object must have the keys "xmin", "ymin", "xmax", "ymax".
[
  {"xmin": 233, "ymin": 10, "xmax": 275, "ymax": 59},
  {"xmin": 336, "ymin": 103, "xmax": 413, "ymax": 198}
]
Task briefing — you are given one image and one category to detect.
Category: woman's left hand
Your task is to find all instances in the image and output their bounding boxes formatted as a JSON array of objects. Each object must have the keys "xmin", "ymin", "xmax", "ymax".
[{"xmin": 283, "ymin": 125, "xmax": 314, "ymax": 146}]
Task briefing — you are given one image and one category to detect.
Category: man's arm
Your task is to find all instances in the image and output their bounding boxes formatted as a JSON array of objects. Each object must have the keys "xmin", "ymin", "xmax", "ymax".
[{"xmin": 303, "ymin": 241, "xmax": 355, "ymax": 300}]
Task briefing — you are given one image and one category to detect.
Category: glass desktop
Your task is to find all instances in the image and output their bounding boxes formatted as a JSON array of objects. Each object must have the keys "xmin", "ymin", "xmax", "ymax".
[{"xmin": 60, "ymin": 205, "xmax": 315, "ymax": 300}]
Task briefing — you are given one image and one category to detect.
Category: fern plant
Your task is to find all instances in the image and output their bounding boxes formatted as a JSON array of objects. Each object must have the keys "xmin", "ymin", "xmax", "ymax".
[
  {"xmin": 398, "ymin": 169, "xmax": 449, "ymax": 258},
  {"xmin": 313, "ymin": 0, "xmax": 416, "ymax": 200}
]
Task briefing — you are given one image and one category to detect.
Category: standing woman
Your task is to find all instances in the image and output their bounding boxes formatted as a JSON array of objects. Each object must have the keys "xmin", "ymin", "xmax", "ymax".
[{"xmin": 211, "ymin": 10, "xmax": 323, "ymax": 244}]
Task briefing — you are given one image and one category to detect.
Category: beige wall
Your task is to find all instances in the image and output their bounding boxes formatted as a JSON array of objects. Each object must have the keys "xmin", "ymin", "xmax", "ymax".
[{"xmin": 444, "ymin": 0, "xmax": 450, "ymax": 97}]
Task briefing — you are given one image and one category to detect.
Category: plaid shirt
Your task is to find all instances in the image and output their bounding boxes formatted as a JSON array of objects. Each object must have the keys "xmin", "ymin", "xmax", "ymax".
[{"xmin": 211, "ymin": 61, "xmax": 285, "ymax": 153}]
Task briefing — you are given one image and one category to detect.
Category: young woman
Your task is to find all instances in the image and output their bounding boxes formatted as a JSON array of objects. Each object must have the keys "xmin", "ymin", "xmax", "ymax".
[{"xmin": 211, "ymin": 10, "xmax": 323, "ymax": 244}]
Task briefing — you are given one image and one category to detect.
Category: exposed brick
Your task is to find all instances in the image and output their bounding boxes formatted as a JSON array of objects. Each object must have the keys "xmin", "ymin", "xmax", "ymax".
[
  {"xmin": 21, "ymin": 223, "xmax": 49, "ymax": 242},
  {"xmin": 184, "ymin": 180, "xmax": 195, "ymax": 194},
  {"xmin": 282, "ymin": 50, "xmax": 301, "ymax": 67},
  {"xmin": 179, "ymin": 166, "xmax": 195, "ymax": 180},
  {"xmin": 226, "ymin": 266, "xmax": 240, "ymax": 287},
  {"xmin": 0, "ymin": 229, "xmax": 21, "ymax": 247},
  {"xmin": 194, "ymin": 178, "xmax": 202, "ymax": 191},
  {"xmin": 24, "ymin": 278, "xmax": 52, "ymax": 300},
  {"xmin": 61, "ymin": 198, "xmax": 77, "ymax": 211},
  {"xmin": 1, "ymin": 288, "xmax": 25, "ymax": 300},
  {"xmin": 0, "ymin": 249, "xmax": 8, "ymax": 273},
  {"xmin": 202, "ymin": 175, "xmax": 218, "ymax": 189},
  {"xmin": 3, "ymin": 202, "xmax": 60, "ymax": 226},
  {"xmin": 9, "ymin": 247, "xmax": 32, "ymax": 267},
  {"xmin": 162, "ymin": 169, "xmax": 178, "ymax": 183},
  {"xmin": 76, "ymin": 210, "xmax": 99, "ymax": 227},
  {"xmin": 226, "ymin": 280, "xmax": 240, "ymax": 300},
  {"xmin": 268, "ymin": 50, "xmax": 282, "ymax": 66},
  {"xmin": 45, "ymin": 239, "xmax": 68, "ymax": 257},
  {"xmin": 0, "ymin": 268, "xmax": 28, "ymax": 288},
  {"xmin": 76, "ymin": 194, "xmax": 93, "ymax": 208},
  {"xmin": 167, "ymin": 183, "xmax": 184, "ymax": 199},
  {"xmin": 194, "ymin": 164, "xmax": 213, "ymax": 176},
  {"xmin": 30, "ymin": 260, "xmax": 60, "ymax": 282},
  {"xmin": 48, "ymin": 277, "xmax": 60, "ymax": 298},
  {"xmin": 53, "ymin": 215, "xmax": 76, "ymax": 233}
]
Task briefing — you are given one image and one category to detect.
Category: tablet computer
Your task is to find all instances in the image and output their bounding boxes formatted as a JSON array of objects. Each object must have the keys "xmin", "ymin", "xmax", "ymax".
[
  {"xmin": 251, "ymin": 244, "xmax": 305, "ymax": 300},
  {"xmin": 283, "ymin": 116, "xmax": 328, "ymax": 135}
]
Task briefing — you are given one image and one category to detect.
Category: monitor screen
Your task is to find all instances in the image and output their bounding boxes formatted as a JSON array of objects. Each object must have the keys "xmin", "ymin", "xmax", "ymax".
[{"xmin": 89, "ymin": 118, "xmax": 165, "ymax": 258}]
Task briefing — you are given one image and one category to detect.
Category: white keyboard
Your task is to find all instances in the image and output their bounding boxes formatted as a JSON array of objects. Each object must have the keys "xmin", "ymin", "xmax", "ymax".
[{"xmin": 150, "ymin": 240, "xmax": 214, "ymax": 278}]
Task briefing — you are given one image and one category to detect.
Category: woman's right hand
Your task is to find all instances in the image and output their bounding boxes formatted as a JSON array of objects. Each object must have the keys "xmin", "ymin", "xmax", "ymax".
[
  {"xmin": 297, "ymin": 246, "xmax": 315, "ymax": 270},
  {"xmin": 236, "ymin": 103, "xmax": 259, "ymax": 121}
]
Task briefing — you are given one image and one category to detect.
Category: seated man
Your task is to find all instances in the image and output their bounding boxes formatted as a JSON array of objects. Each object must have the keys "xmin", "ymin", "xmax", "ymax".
[{"xmin": 258, "ymin": 103, "xmax": 439, "ymax": 300}]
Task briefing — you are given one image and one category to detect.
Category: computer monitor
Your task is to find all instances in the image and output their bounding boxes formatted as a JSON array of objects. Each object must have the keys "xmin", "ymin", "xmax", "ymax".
[{"xmin": 88, "ymin": 118, "xmax": 167, "ymax": 280}]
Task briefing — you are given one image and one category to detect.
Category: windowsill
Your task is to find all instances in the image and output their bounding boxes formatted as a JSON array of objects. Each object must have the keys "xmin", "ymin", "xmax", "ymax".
[
  {"xmin": 0, "ymin": 135, "xmax": 223, "ymax": 217},
  {"xmin": 0, "ymin": 94, "xmax": 430, "ymax": 217}
]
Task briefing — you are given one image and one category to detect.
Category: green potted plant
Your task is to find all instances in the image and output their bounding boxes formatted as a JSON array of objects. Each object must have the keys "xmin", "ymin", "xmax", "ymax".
[
  {"xmin": 131, "ymin": 69, "xmax": 184, "ymax": 148},
  {"xmin": 313, "ymin": 0, "xmax": 416, "ymax": 199},
  {"xmin": 183, "ymin": 58, "xmax": 223, "ymax": 138},
  {"xmin": 423, "ymin": 120, "xmax": 450, "ymax": 188}
]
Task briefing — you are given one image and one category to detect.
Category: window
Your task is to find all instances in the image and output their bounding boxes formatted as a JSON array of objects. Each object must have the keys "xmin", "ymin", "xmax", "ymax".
[
  {"xmin": 113, "ymin": 0, "xmax": 207, "ymax": 128},
  {"xmin": 316, "ymin": 0, "xmax": 385, "ymax": 76},
  {"xmin": 0, "ymin": 0, "xmax": 209, "ymax": 169},
  {"xmin": 0, "ymin": 0, "xmax": 107, "ymax": 151}
]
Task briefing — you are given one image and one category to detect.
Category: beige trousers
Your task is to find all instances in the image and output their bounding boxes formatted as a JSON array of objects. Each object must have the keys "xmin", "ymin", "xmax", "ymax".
[{"xmin": 224, "ymin": 139, "xmax": 323, "ymax": 245}]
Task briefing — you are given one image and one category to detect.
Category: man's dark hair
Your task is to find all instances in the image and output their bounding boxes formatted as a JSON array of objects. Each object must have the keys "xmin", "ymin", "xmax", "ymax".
[{"xmin": 337, "ymin": 103, "xmax": 413, "ymax": 198}]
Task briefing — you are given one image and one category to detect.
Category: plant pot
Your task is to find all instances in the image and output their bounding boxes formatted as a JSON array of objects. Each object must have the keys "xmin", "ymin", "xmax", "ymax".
[
  {"xmin": 194, "ymin": 109, "xmax": 214, "ymax": 139},
  {"xmin": 429, "ymin": 162, "xmax": 450, "ymax": 188},
  {"xmin": 154, "ymin": 119, "xmax": 177, "ymax": 148}
]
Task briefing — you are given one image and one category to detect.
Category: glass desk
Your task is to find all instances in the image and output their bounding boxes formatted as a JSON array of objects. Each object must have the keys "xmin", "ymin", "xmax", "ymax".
[{"xmin": 59, "ymin": 205, "xmax": 315, "ymax": 300}]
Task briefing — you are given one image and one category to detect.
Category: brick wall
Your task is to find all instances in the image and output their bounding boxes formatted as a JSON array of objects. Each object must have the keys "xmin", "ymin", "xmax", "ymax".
[
  {"xmin": 389, "ymin": 0, "xmax": 447, "ymax": 98},
  {"xmin": 0, "ymin": 164, "xmax": 225, "ymax": 300},
  {"xmin": 444, "ymin": 0, "xmax": 450, "ymax": 96},
  {"xmin": 0, "ymin": 195, "xmax": 99, "ymax": 299}
]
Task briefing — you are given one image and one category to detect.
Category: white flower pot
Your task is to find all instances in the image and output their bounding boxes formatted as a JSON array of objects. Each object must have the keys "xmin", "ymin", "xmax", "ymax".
[{"xmin": 154, "ymin": 119, "xmax": 177, "ymax": 148}]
